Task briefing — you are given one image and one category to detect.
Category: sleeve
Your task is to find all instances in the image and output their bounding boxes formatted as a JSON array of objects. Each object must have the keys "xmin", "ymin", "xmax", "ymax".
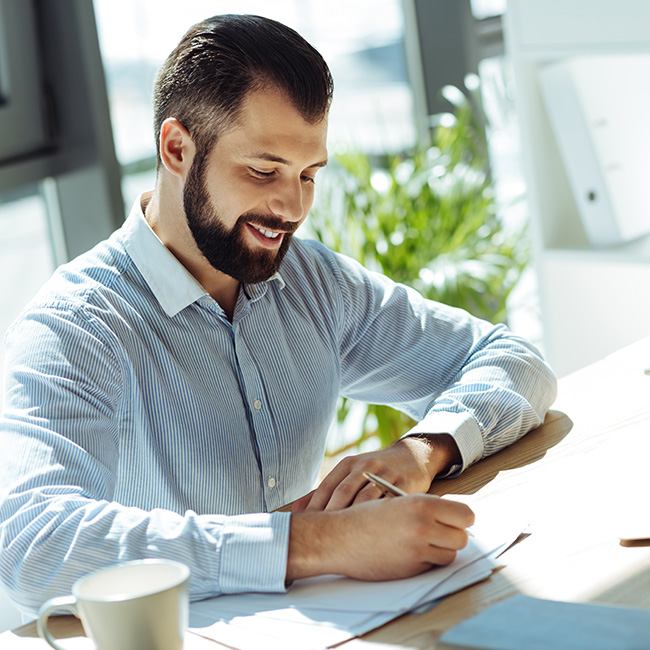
[
  {"xmin": 0, "ymin": 302, "xmax": 291, "ymax": 619},
  {"xmin": 329, "ymin": 252, "xmax": 557, "ymax": 475}
]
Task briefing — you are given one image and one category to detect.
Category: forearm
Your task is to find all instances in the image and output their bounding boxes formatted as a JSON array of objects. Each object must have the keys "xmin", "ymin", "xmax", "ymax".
[
  {"xmin": 0, "ymin": 490, "xmax": 291, "ymax": 617},
  {"xmin": 1, "ymin": 310, "xmax": 294, "ymax": 615},
  {"xmin": 406, "ymin": 328, "xmax": 557, "ymax": 472},
  {"xmin": 286, "ymin": 510, "xmax": 336, "ymax": 581},
  {"xmin": 339, "ymin": 273, "xmax": 556, "ymax": 471}
]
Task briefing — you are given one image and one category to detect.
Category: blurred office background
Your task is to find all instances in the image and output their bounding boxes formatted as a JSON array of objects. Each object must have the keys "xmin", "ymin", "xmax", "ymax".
[
  {"xmin": 2, "ymin": 0, "xmax": 649, "ymax": 631},
  {"xmin": 0, "ymin": 0, "xmax": 529, "ymax": 394}
]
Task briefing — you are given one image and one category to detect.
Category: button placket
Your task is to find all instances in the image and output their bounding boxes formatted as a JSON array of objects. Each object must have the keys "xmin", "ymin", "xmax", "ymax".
[{"xmin": 233, "ymin": 325, "xmax": 280, "ymax": 509}]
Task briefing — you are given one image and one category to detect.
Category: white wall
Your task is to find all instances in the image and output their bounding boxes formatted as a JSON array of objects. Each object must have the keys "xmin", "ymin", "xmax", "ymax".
[{"xmin": 504, "ymin": 0, "xmax": 650, "ymax": 376}]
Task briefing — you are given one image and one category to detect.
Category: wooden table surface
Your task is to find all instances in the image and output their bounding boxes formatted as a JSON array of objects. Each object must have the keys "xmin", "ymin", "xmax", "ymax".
[{"xmin": 3, "ymin": 336, "xmax": 649, "ymax": 649}]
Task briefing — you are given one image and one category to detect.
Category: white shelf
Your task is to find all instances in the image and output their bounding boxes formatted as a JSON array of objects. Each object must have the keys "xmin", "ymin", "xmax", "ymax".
[
  {"xmin": 505, "ymin": 0, "xmax": 650, "ymax": 376},
  {"xmin": 544, "ymin": 231, "xmax": 650, "ymax": 263}
]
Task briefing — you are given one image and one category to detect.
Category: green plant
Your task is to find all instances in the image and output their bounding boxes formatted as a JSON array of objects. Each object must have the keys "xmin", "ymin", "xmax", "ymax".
[{"xmin": 307, "ymin": 88, "xmax": 529, "ymax": 453}]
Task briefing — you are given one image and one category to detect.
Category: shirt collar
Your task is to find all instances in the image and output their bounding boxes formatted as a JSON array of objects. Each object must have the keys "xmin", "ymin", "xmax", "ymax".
[
  {"xmin": 122, "ymin": 192, "xmax": 285, "ymax": 317},
  {"xmin": 123, "ymin": 192, "xmax": 207, "ymax": 317}
]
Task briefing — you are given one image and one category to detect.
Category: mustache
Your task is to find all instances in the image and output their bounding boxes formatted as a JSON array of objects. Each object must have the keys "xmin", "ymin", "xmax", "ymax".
[{"xmin": 237, "ymin": 212, "xmax": 300, "ymax": 235}]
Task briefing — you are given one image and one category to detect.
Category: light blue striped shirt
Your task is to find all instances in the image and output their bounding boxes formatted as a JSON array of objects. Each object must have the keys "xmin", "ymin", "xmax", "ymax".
[{"xmin": 0, "ymin": 195, "xmax": 556, "ymax": 617}]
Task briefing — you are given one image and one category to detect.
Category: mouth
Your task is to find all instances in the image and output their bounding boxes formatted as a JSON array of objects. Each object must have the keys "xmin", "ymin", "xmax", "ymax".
[
  {"xmin": 246, "ymin": 222, "xmax": 288, "ymax": 248},
  {"xmin": 254, "ymin": 226, "xmax": 281, "ymax": 239}
]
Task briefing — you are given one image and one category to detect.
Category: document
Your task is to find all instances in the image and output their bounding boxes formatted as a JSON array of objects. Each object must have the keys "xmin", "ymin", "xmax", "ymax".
[{"xmin": 189, "ymin": 507, "xmax": 526, "ymax": 650}]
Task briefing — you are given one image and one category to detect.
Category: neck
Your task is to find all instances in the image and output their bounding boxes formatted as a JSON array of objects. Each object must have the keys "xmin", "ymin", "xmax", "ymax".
[
  {"xmin": 199, "ymin": 274, "xmax": 241, "ymax": 322},
  {"xmin": 144, "ymin": 186, "xmax": 241, "ymax": 321}
]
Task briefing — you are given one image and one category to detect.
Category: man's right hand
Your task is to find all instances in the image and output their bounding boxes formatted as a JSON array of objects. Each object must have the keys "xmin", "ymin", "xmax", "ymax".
[{"xmin": 286, "ymin": 495, "xmax": 474, "ymax": 583}]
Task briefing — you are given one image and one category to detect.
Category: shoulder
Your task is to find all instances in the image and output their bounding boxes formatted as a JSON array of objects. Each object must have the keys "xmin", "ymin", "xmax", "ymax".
[
  {"xmin": 7, "ymin": 229, "xmax": 142, "ymax": 344},
  {"xmin": 275, "ymin": 237, "xmax": 416, "ymax": 337},
  {"xmin": 281, "ymin": 236, "xmax": 385, "ymax": 292},
  {"xmin": 42, "ymin": 227, "xmax": 129, "ymax": 292}
]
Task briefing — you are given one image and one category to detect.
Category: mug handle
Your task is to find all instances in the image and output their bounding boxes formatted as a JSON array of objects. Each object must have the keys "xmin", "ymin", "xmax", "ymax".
[{"xmin": 37, "ymin": 595, "xmax": 79, "ymax": 650}]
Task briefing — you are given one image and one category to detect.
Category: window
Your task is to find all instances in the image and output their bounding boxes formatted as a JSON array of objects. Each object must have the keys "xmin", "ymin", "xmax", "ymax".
[
  {"xmin": 470, "ymin": 0, "xmax": 506, "ymax": 19},
  {"xmin": 0, "ymin": 186, "xmax": 54, "ymax": 393},
  {"xmin": 0, "ymin": 1, "xmax": 51, "ymax": 165},
  {"xmin": 93, "ymin": 0, "xmax": 414, "ymax": 207}
]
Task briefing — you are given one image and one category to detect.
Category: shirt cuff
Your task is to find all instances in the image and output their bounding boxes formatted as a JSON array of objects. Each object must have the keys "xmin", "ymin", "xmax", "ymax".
[
  {"xmin": 217, "ymin": 512, "xmax": 292, "ymax": 594},
  {"xmin": 403, "ymin": 410, "xmax": 484, "ymax": 476}
]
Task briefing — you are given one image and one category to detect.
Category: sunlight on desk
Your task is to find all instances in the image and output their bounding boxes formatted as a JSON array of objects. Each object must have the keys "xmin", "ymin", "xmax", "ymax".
[
  {"xmin": 2, "ymin": 629, "xmax": 91, "ymax": 650},
  {"xmin": 4, "ymin": 622, "xmax": 219, "ymax": 650}
]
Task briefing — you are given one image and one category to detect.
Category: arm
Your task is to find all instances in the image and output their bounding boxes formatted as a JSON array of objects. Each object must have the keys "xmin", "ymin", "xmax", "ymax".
[
  {"xmin": 0, "ymin": 304, "xmax": 473, "ymax": 612},
  {"xmin": 296, "ymin": 249, "xmax": 557, "ymax": 510},
  {"xmin": 0, "ymin": 304, "xmax": 290, "ymax": 617}
]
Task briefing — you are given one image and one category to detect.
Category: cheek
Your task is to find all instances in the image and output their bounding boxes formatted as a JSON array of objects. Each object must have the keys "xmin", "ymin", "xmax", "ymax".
[
  {"xmin": 207, "ymin": 177, "xmax": 255, "ymax": 222},
  {"xmin": 229, "ymin": 177, "xmax": 272, "ymax": 214}
]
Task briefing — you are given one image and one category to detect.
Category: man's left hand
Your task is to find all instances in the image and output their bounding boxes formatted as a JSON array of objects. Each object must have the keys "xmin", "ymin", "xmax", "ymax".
[{"xmin": 292, "ymin": 433, "xmax": 461, "ymax": 512}]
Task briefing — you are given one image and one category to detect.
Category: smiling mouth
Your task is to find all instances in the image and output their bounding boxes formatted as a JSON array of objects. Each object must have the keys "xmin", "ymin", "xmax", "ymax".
[
  {"xmin": 246, "ymin": 222, "xmax": 291, "ymax": 248},
  {"xmin": 252, "ymin": 225, "xmax": 281, "ymax": 239}
]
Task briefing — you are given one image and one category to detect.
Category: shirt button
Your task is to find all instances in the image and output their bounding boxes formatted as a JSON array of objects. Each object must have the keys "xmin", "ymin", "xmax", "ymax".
[
  {"xmin": 253, "ymin": 399, "xmax": 262, "ymax": 411},
  {"xmin": 267, "ymin": 477, "xmax": 276, "ymax": 489}
]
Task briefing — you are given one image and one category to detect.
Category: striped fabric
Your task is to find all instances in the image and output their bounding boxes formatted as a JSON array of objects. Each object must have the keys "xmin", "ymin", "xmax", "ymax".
[{"xmin": 0, "ymin": 195, "xmax": 556, "ymax": 617}]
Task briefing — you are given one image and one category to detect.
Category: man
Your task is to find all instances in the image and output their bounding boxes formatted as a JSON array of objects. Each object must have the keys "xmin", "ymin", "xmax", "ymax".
[{"xmin": 0, "ymin": 14, "xmax": 556, "ymax": 617}]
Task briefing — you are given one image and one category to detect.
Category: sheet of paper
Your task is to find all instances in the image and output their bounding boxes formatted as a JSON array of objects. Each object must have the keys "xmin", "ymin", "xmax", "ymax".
[{"xmin": 189, "ymin": 506, "xmax": 527, "ymax": 650}]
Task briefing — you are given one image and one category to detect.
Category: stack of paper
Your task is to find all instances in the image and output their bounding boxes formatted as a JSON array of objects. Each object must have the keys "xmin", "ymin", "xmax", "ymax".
[{"xmin": 189, "ymin": 511, "xmax": 526, "ymax": 650}]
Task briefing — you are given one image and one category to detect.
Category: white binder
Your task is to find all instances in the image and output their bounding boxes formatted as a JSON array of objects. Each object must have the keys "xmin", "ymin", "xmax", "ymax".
[{"xmin": 539, "ymin": 55, "xmax": 650, "ymax": 246}]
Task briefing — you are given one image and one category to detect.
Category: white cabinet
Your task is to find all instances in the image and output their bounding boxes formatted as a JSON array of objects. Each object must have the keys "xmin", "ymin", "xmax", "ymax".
[{"xmin": 504, "ymin": 0, "xmax": 650, "ymax": 376}]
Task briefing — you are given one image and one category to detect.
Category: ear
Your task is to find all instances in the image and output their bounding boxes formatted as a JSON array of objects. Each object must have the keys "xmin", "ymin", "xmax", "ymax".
[{"xmin": 159, "ymin": 117, "xmax": 195, "ymax": 178}]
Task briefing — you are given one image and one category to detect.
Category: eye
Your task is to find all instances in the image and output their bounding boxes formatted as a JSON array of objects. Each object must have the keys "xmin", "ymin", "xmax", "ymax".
[
  {"xmin": 249, "ymin": 167, "xmax": 275, "ymax": 179},
  {"xmin": 301, "ymin": 175, "xmax": 316, "ymax": 185}
]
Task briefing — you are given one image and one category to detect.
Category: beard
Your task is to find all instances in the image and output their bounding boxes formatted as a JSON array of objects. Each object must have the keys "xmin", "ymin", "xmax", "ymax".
[{"xmin": 182, "ymin": 152, "xmax": 297, "ymax": 284}]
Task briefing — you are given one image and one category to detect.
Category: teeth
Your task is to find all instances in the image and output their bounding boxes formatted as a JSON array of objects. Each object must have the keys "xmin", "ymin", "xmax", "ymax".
[{"xmin": 253, "ymin": 225, "xmax": 280, "ymax": 239}]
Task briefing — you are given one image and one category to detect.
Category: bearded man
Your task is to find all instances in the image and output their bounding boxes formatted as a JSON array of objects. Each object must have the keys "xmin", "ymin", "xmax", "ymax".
[{"xmin": 0, "ymin": 14, "xmax": 556, "ymax": 618}]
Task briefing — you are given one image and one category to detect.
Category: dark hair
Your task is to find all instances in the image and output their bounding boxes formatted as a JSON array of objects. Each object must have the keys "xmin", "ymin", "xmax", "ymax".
[{"xmin": 153, "ymin": 14, "xmax": 334, "ymax": 162}]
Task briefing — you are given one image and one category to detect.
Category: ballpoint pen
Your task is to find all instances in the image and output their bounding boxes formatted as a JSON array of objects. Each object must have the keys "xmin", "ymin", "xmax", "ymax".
[
  {"xmin": 363, "ymin": 471, "xmax": 474, "ymax": 536},
  {"xmin": 362, "ymin": 471, "xmax": 408, "ymax": 497}
]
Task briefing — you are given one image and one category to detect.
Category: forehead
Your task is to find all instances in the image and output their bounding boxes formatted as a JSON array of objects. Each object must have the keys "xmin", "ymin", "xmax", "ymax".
[{"xmin": 216, "ymin": 87, "xmax": 328, "ymax": 164}]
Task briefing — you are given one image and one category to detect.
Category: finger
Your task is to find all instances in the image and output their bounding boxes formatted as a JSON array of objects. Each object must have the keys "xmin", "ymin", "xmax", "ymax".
[
  {"xmin": 431, "ymin": 498, "xmax": 475, "ymax": 530},
  {"xmin": 291, "ymin": 490, "xmax": 315, "ymax": 512},
  {"xmin": 305, "ymin": 456, "xmax": 379, "ymax": 511},
  {"xmin": 349, "ymin": 482, "xmax": 385, "ymax": 506},
  {"xmin": 424, "ymin": 545, "xmax": 458, "ymax": 567},
  {"xmin": 304, "ymin": 461, "xmax": 354, "ymax": 511},
  {"xmin": 431, "ymin": 522, "xmax": 471, "ymax": 551},
  {"xmin": 322, "ymin": 473, "xmax": 372, "ymax": 510},
  {"xmin": 306, "ymin": 454, "xmax": 403, "ymax": 511}
]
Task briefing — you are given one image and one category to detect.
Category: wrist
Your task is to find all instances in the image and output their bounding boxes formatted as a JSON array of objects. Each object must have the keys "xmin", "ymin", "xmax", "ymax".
[
  {"xmin": 286, "ymin": 510, "xmax": 339, "ymax": 582},
  {"xmin": 400, "ymin": 433, "xmax": 461, "ymax": 481}
]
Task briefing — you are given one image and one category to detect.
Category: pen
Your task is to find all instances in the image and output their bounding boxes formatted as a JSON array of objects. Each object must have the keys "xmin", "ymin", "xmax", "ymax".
[
  {"xmin": 363, "ymin": 471, "xmax": 408, "ymax": 497},
  {"xmin": 362, "ymin": 471, "xmax": 474, "ymax": 536}
]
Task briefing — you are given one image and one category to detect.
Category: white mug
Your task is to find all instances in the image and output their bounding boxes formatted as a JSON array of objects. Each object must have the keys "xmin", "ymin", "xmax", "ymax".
[{"xmin": 37, "ymin": 559, "xmax": 190, "ymax": 650}]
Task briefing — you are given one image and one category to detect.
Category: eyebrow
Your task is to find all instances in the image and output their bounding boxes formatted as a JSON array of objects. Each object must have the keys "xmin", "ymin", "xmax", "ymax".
[{"xmin": 249, "ymin": 152, "xmax": 328, "ymax": 169}]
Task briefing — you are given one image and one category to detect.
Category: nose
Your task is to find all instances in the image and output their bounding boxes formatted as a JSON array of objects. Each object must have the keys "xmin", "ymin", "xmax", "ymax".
[{"xmin": 268, "ymin": 177, "xmax": 309, "ymax": 224}]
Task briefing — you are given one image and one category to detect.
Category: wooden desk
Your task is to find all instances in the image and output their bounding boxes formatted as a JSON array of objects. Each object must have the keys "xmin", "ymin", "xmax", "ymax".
[{"xmin": 3, "ymin": 336, "xmax": 649, "ymax": 649}]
